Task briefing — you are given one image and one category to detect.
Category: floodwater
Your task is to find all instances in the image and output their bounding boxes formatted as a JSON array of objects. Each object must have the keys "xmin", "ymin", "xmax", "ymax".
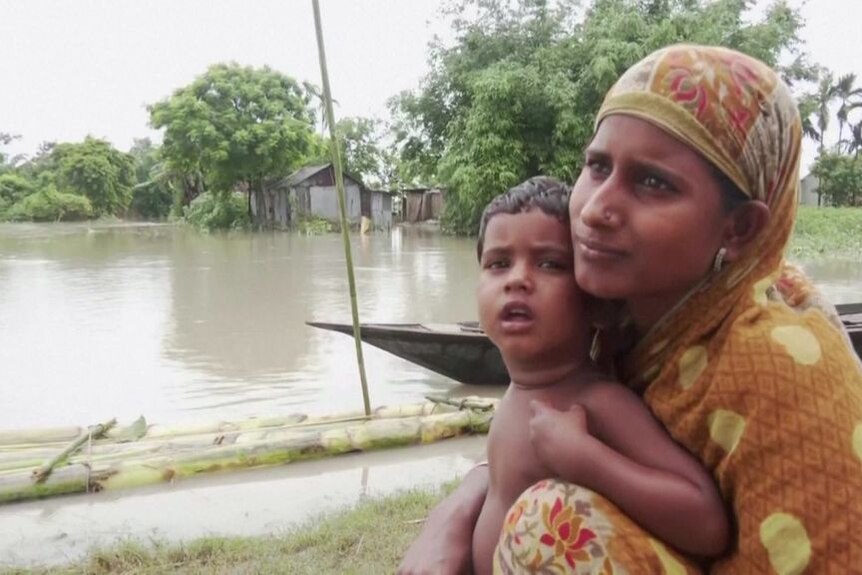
[
  {"xmin": 0, "ymin": 222, "xmax": 859, "ymax": 566},
  {"xmin": 0, "ymin": 222, "xmax": 489, "ymax": 431}
]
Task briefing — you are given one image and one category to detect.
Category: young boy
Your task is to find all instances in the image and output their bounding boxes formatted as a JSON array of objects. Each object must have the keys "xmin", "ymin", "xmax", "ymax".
[{"xmin": 472, "ymin": 177, "xmax": 729, "ymax": 574}]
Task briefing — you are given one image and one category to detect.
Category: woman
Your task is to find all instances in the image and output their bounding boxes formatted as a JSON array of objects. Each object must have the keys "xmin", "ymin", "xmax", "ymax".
[{"xmin": 399, "ymin": 45, "xmax": 862, "ymax": 574}]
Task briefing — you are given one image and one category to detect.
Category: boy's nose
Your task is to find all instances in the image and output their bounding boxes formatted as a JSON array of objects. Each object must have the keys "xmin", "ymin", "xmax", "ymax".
[{"xmin": 504, "ymin": 264, "xmax": 532, "ymax": 292}]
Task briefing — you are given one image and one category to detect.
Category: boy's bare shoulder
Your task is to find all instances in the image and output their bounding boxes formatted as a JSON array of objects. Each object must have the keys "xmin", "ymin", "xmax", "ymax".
[{"xmin": 574, "ymin": 370, "xmax": 641, "ymax": 412}]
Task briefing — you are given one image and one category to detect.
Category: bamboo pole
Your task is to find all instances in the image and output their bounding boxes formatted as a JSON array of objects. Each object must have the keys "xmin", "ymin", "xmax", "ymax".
[
  {"xmin": 311, "ymin": 0, "xmax": 372, "ymax": 416},
  {"xmin": 31, "ymin": 418, "xmax": 116, "ymax": 482}
]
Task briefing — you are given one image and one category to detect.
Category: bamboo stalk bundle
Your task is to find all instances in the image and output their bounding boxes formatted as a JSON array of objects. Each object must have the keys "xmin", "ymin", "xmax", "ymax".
[{"xmin": 0, "ymin": 399, "xmax": 496, "ymax": 505}]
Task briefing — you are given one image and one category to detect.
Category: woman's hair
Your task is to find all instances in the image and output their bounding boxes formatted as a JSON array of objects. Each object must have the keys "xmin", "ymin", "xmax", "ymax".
[
  {"xmin": 476, "ymin": 176, "xmax": 570, "ymax": 261},
  {"xmin": 712, "ymin": 165, "xmax": 751, "ymax": 213}
]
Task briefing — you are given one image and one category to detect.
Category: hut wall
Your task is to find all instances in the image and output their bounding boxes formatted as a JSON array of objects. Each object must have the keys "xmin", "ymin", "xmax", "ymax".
[
  {"xmin": 404, "ymin": 192, "xmax": 425, "ymax": 223},
  {"xmin": 251, "ymin": 186, "xmax": 291, "ymax": 228},
  {"xmin": 428, "ymin": 191, "xmax": 445, "ymax": 219},
  {"xmin": 370, "ymin": 192, "xmax": 392, "ymax": 229},
  {"xmin": 309, "ymin": 184, "xmax": 361, "ymax": 222}
]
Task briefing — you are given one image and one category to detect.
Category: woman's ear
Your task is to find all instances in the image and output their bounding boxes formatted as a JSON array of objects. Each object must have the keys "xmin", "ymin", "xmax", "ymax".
[{"xmin": 722, "ymin": 200, "xmax": 770, "ymax": 262}]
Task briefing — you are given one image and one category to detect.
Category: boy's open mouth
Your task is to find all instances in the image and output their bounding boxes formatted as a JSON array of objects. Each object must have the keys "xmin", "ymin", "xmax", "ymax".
[{"xmin": 499, "ymin": 301, "xmax": 535, "ymax": 331}]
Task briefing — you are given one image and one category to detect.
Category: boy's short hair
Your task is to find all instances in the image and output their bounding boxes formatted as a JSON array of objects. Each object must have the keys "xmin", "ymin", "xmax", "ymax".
[{"xmin": 476, "ymin": 176, "xmax": 571, "ymax": 261}]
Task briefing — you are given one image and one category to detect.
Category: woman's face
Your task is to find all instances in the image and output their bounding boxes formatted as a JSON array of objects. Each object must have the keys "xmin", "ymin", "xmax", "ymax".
[{"xmin": 569, "ymin": 115, "xmax": 730, "ymax": 327}]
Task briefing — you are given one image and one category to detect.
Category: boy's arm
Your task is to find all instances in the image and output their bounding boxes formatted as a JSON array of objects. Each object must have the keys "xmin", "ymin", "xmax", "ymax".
[
  {"xmin": 397, "ymin": 463, "xmax": 489, "ymax": 575},
  {"xmin": 529, "ymin": 386, "xmax": 729, "ymax": 557}
]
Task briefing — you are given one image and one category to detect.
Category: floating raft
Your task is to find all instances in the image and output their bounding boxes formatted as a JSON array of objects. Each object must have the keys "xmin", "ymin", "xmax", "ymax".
[{"xmin": 0, "ymin": 397, "xmax": 496, "ymax": 506}]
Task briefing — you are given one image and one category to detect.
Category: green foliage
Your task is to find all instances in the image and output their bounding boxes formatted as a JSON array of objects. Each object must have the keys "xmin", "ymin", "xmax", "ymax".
[
  {"xmin": 5, "ymin": 185, "xmax": 92, "ymax": 222},
  {"xmin": 336, "ymin": 116, "xmax": 389, "ymax": 187},
  {"xmin": 183, "ymin": 191, "xmax": 250, "ymax": 231},
  {"xmin": 297, "ymin": 215, "xmax": 333, "ymax": 235},
  {"xmin": 0, "ymin": 173, "xmax": 36, "ymax": 216},
  {"xmin": 51, "ymin": 137, "xmax": 135, "ymax": 216},
  {"xmin": 810, "ymin": 152, "xmax": 862, "ymax": 207},
  {"xmin": 392, "ymin": 0, "xmax": 807, "ymax": 233},
  {"xmin": 789, "ymin": 206, "xmax": 862, "ymax": 258},
  {"xmin": 149, "ymin": 63, "xmax": 320, "ymax": 201},
  {"xmin": 128, "ymin": 138, "xmax": 173, "ymax": 220}
]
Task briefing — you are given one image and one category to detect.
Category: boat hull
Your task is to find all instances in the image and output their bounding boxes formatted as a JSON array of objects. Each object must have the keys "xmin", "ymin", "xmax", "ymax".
[{"xmin": 309, "ymin": 302, "xmax": 862, "ymax": 386}]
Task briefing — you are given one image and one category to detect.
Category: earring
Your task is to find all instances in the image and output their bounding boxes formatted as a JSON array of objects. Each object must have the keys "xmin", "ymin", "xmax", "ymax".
[{"xmin": 713, "ymin": 246, "xmax": 727, "ymax": 273}]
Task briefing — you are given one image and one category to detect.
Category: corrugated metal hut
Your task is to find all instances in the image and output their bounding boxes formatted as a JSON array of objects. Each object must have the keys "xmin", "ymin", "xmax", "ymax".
[{"xmin": 251, "ymin": 163, "xmax": 391, "ymax": 229}]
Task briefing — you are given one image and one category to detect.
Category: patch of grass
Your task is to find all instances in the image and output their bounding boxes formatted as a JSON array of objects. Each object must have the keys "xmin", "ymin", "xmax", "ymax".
[
  {"xmin": 6, "ymin": 482, "xmax": 458, "ymax": 575},
  {"xmin": 789, "ymin": 206, "xmax": 862, "ymax": 259},
  {"xmin": 297, "ymin": 216, "xmax": 332, "ymax": 235}
]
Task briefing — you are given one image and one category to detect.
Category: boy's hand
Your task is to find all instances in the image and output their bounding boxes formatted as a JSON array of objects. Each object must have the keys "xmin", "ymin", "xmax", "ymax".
[{"xmin": 528, "ymin": 400, "xmax": 595, "ymax": 479}]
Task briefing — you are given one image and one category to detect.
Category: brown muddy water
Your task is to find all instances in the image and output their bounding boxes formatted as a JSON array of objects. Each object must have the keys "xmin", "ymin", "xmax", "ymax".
[{"xmin": 0, "ymin": 222, "xmax": 858, "ymax": 567}]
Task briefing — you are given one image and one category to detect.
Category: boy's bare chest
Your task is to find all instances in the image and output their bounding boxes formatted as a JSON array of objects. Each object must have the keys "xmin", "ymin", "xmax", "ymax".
[{"xmin": 487, "ymin": 386, "xmax": 586, "ymax": 500}]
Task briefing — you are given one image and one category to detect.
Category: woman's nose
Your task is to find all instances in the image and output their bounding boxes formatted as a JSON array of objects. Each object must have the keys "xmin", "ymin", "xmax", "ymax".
[{"xmin": 579, "ymin": 177, "xmax": 623, "ymax": 229}]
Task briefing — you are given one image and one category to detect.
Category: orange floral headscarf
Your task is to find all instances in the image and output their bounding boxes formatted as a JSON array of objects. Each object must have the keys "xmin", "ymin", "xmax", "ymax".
[
  {"xmin": 592, "ymin": 45, "xmax": 862, "ymax": 573},
  {"xmin": 595, "ymin": 44, "xmax": 804, "ymax": 385}
]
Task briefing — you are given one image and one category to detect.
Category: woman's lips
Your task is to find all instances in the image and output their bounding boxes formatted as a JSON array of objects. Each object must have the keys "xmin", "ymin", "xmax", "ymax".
[{"xmin": 575, "ymin": 236, "xmax": 628, "ymax": 262}]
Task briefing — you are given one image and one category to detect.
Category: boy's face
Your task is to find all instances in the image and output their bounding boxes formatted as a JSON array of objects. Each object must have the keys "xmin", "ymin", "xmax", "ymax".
[{"xmin": 477, "ymin": 209, "xmax": 584, "ymax": 366}]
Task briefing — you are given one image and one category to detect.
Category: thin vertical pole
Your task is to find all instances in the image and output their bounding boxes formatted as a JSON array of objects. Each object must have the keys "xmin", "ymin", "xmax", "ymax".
[{"xmin": 311, "ymin": 0, "xmax": 371, "ymax": 416}]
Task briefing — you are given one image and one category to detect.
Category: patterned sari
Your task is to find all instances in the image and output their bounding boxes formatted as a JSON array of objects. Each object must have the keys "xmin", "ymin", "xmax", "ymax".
[{"xmin": 495, "ymin": 45, "xmax": 862, "ymax": 574}]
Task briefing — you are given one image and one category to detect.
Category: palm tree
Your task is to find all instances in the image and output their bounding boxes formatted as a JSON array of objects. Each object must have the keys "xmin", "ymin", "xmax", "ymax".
[
  {"xmin": 797, "ymin": 94, "xmax": 821, "ymax": 145},
  {"xmin": 846, "ymin": 120, "xmax": 862, "ymax": 159},
  {"xmin": 834, "ymin": 74, "xmax": 862, "ymax": 152},
  {"xmin": 810, "ymin": 72, "xmax": 839, "ymax": 206}
]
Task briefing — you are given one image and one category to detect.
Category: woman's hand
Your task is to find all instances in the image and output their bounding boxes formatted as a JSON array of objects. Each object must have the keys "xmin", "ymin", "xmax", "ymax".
[
  {"xmin": 529, "ymin": 400, "xmax": 595, "ymax": 479},
  {"xmin": 397, "ymin": 464, "xmax": 489, "ymax": 575}
]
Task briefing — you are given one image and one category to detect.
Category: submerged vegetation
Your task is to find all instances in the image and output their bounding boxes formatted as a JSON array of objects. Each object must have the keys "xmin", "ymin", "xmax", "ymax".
[{"xmin": 9, "ymin": 484, "xmax": 455, "ymax": 575}]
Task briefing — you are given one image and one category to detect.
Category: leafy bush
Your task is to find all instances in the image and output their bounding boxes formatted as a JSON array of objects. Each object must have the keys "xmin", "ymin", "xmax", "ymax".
[
  {"xmin": 184, "ymin": 191, "xmax": 250, "ymax": 231},
  {"xmin": 130, "ymin": 182, "xmax": 173, "ymax": 220},
  {"xmin": 6, "ymin": 186, "xmax": 92, "ymax": 221},
  {"xmin": 297, "ymin": 215, "xmax": 332, "ymax": 235},
  {"xmin": 0, "ymin": 173, "xmax": 35, "ymax": 204}
]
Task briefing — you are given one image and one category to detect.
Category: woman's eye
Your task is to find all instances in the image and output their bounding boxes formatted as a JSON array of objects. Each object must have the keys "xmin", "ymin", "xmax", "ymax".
[
  {"xmin": 585, "ymin": 159, "xmax": 610, "ymax": 177},
  {"xmin": 642, "ymin": 174, "xmax": 673, "ymax": 191}
]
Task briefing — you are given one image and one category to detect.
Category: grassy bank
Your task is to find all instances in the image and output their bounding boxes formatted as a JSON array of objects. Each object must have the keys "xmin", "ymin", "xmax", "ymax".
[
  {"xmin": 789, "ymin": 206, "xmax": 862, "ymax": 259},
  {"xmin": 5, "ymin": 484, "xmax": 454, "ymax": 575}
]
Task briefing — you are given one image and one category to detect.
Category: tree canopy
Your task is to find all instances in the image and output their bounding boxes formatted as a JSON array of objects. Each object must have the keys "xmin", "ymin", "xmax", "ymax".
[
  {"xmin": 391, "ymin": 0, "xmax": 810, "ymax": 233},
  {"xmin": 149, "ymin": 63, "xmax": 320, "ymax": 198},
  {"xmin": 51, "ymin": 137, "xmax": 136, "ymax": 216}
]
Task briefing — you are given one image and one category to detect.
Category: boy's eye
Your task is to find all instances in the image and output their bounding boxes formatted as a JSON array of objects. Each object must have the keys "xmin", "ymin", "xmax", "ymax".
[
  {"xmin": 538, "ymin": 259, "xmax": 567, "ymax": 270},
  {"xmin": 484, "ymin": 259, "xmax": 509, "ymax": 270}
]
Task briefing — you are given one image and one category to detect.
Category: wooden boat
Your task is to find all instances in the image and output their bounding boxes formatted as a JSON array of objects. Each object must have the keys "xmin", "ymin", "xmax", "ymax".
[
  {"xmin": 308, "ymin": 302, "xmax": 862, "ymax": 385},
  {"xmin": 0, "ymin": 397, "xmax": 496, "ymax": 506}
]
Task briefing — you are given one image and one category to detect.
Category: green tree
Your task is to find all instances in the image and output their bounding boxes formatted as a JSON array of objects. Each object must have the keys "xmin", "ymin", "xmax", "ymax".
[
  {"xmin": 50, "ymin": 137, "xmax": 135, "ymax": 216},
  {"xmin": 0, "ymin": 173, "xmax": 35, "ymax": 217},
  {"xmin": 128, "ymin": 138, "xmax": 173, "ymax": 220},
  {"xmin": 149, "ymin": 63, "xmax": 320, "ymax": 224},
  {"xmin": 6, "ymin": 185, "xmax": 93, "ymax": 221},
  {"xmin": 811, "ymin": 152, "xmax": 862, "ymax": 207},
  {"xmin": 336, "ymin": 117, "xmax": 388, "ymax": 187},
  {"xmin": 834, "ymin": 73, "xmax": 862, "ymax": 152},
  {"xmin": 392, "ymin": 0, "xmax": 808, "ymax": 233}
]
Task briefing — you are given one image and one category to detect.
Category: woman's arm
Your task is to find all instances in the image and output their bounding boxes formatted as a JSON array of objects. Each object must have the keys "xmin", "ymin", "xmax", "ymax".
[
  {"xmin": 529, "ymin": 388, "xmax": 729, "ymax": 557},
  {"xmin": 397, "ymin": 463, "xmax": 489, "ymax": 575}
]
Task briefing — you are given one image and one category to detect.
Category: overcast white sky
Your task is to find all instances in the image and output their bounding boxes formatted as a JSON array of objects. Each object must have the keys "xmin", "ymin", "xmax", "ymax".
[{"xmin": 1, "ymin": 0, "xmax": 860, "ymax": 172}]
